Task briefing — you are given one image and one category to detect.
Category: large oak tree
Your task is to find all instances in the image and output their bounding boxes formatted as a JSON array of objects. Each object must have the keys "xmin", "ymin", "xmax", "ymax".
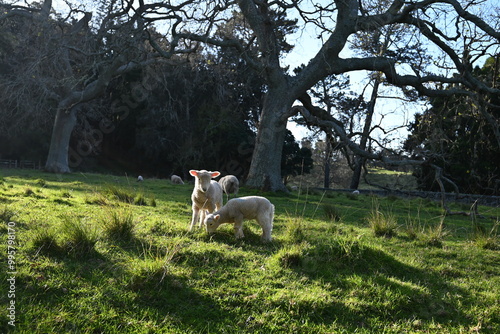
[{"xmin": 143, "ymin": 0, "xmax": 500, "ymax": 191}]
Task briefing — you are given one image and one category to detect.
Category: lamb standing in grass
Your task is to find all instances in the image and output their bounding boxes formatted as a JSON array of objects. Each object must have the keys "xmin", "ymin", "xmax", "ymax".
[
  {"xmin": 189, "ymin": 169, "xmax": 223, "ymax": 231},
  {"xmin": 171, "ymin": 175, "xmax": 184, "ymax": 185},
  {"xmin": 203, "ymin": 196, "xmax": 274, "ymax": 242},
  {"xmin": 218, "ymin": 175, "xmax": 239, "ymax": 200}
]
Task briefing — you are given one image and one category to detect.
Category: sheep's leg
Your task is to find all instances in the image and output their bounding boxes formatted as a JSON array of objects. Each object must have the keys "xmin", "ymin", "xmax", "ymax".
[
  {"xmin": 190, "ymin": 206, "xmax": 199, "ymax": 231},
  {"xmin": 261, "ymin": 223, "xmax": 272, "ymax": 242},
  {"xmin": 234, "ymin": 219, "xmax": 245, "ymax": 239},
  {"xmin": 258, "ymin": 215, "xmax": 273, "ymax": 242},
  {"xmin": 199, "ymin": 209, "xmax": 207, "ymax": 228}
]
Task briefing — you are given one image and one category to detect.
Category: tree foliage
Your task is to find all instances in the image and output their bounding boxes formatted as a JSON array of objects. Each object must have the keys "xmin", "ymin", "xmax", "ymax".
[
  {"xmin": 281, "ymin": 130, "xmax": 313, "ymax": 185},
  {"xmin": 405, "ymin": 57, "xmax": 500, "ymax": 195},
  {"xmin": 1, "ymin": 0, "xmax": 500, "ymax": 194}
]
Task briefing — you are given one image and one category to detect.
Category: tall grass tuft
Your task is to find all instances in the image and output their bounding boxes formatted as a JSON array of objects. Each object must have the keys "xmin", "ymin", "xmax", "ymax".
[
  {"xmin": 101, "ymin": 209, "xmax": 136, "ymax": 242},
  {"xmin": 314, "ymin": 234, "xmax": 365, "ymax": 264},
  {"xmin": 105, "ymin": 184, "xmax": 135, "ymax": 203},
  {"xmin": 31, "ymin": 226, "xmax": 62, "ymax": 255},
  {"xmin": 35, "ymin": 178, "xmax": 46, "ymax": 187},
  {"xmin": 284, "ymin": 215, "xmax": 306, "ymax": 244},
  {"xmin": 134, "ymin": 193, "xmax": 148, "ymax": 206},
  {"xmin": 421, "ymin": 217, "xmax": 448, "ymax": 247},
  {"xmin": 24, "ymin": 187, "xmax": 35, "ymax": 197},
  {"xmin": 367, "ymin": 199, "xmax": 398, "ymax": 237},
  {"xmin": 60, "ymin": 215, "xmax": 98, "ymax": 256},
  {"xmin": 84, "ymin": 191, "xmax": 110, "ymax": 205},
  {"xmin": 271, "ymin": 243, "xmax": 309, "ymax": 270},
  {"xmin": 0, "ymin": 205, "xmax": 15, "ymax": 222},
  {"xmin": 322, "ymin": 204, "xmax": 342, "ymax": 222},
  {"xmin": 471, "ymin": 219, "xmax": 499, "ymax": 250},
  {"xmin": 128, "ymin": 239, "xmax": 183, "ymax": 289}
]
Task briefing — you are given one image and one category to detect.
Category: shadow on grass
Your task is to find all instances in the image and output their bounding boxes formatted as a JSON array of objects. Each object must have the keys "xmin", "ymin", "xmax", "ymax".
[
  {"xmin": 14, "ymin": 218, "xmax": 478, "ymax": 333},
  {"xmin": 15, "ymin": 235, "xmax": 229, "ymax": 334},
  {"xmin": 279, "ymin": 239, "xmax": 474, "ymax": 332}
]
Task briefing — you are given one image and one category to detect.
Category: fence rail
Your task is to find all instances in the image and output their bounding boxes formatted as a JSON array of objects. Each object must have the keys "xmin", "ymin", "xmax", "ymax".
[
  {"xmin": 316, "ymin": 188, "xmax": 500, "ymax": 207},
  {"xmin": 0, "ymin": 159, "xmax": 42, "ymax": 169}
]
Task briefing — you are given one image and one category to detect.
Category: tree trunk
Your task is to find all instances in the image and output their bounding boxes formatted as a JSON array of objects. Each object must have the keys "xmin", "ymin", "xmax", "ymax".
[
  {"xmin": 245, "ymin": 92, "xmax": 292, "ymax": 192},
  {"xmin": 350, "ymin": 77, "xmax": 380, "ymax": 189},
  {"xmin": 44, "ymin": 107, "xmax": 78, "ymax": 173},
  {"xmin": 43, "ymin": 57, "xmax": 133, "ymax": 174},
  {"xmin": 324, "ymin": 136, "xmax": 331, "ymax": 189}
]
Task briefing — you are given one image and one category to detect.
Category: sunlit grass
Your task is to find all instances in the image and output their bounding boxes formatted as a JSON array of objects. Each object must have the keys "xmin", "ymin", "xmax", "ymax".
[{"xmin": 0, "ymin": 169, "xmax": 499, "ymax": 333}]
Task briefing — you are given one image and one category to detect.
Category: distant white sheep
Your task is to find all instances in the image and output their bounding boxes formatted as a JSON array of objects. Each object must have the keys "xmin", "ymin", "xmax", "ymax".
[
  {"xmin": 171, "ymin": 175, "xmax": 184, "ymax": 185},
  {"xmin": 204, "ymin": 196, "xmax": 274, "ymax": 242},
  {"xmin": 352, "ymin": 190, "xmax": 360, "ymax": 195},
  {"xmin": 137, "ymin": 175, "xmax": 144, "ymax": 182},
  {"xmin": 218, "ymin": 175, "xmax": 239, "ymax": 200},
  {"xmin": 189, "ymin": 169, "xmax": 223, "ymax": 231}
]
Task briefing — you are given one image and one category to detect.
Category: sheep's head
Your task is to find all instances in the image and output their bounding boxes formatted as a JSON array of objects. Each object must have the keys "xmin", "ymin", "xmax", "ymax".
[
  {"xmin": 204, "ymin": 214, "xmax": 222, "ymax": 233},
  {"xmin": 190, "ymin": 169, "xmax": 220, "ymax": 192}
]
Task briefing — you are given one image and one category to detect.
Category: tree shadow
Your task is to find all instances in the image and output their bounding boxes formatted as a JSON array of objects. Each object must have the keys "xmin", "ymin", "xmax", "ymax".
[
  {"xmin": 16, "ymin": 236, "xmax": 227, "ymax": 333},
  {"xmin": 283, "ymin": 241, "xmax": 475, "ymax": 331}
]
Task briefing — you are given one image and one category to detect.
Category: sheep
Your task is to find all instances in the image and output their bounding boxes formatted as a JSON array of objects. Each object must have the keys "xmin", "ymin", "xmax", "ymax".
[
  {"xmin": 352, "ymin": 190, "xmax": 360, "ymax": 195},
  {"xmin": 171, "ymin": 174, "xmax": 184, "ymax": 185},
  {"xmin": 137, "ymin": 175, "xmax": 144, "ymax": 182},
  {"xmin": 189, "ymin": 169, "xmax": 223, "ymax": 231},
  {"xmin": 218, "ymin": 175, "xmax": 239, "ymax": 201},
  {"xmin": 203, "ymin": 196, "xmax": 274, "ymax": 242}
]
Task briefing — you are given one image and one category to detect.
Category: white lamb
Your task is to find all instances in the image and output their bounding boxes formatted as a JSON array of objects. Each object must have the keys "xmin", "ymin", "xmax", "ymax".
[
  {"xmin": 203, "ymin": 196, "xmax": 274, "ymax": 242},
  {"xmin": 189, "ymin": 169, "xmax": 223, "ymax": 231},
  {"xmin": 218, "ymin": 175, "xmax": 239, "ymax": 200},
  {"xmin": 171, "ymin": 174, "xmax": 184, "ymax": 185}
]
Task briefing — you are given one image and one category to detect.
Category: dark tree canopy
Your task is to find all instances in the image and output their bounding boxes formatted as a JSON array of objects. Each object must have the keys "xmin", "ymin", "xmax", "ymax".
[
  {"xmin": 1, "ymin": 0, "xmax": 499, "ymax": 194},
  {"xmin": 405, "ymin": 57, "xmax": 500, "ymax": 195},
  {"xmin": 281, "ymin": 130, "xmax": 313, "ymax": 185}
]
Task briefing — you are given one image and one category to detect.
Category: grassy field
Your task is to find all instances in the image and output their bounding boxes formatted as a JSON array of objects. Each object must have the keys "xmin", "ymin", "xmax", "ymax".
[{"xmin": 1, "ymin": 169, "xmax": 499, "ymax": 333}]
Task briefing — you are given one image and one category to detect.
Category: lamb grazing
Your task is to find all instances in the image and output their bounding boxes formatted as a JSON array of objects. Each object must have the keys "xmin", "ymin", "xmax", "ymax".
[
  {"xmin": 218, "ymin": 175, "xmax": 239, "ymax": 200},
  {"xmin": 189, "ymin": 169, "xmax": 223, "ymax": 231},
  {"xmin": 171, "ymin": 175, "xmax": 184, "ymax": 185},
  {"xmin": 204, "ymin": 196, "xmax": 274, "ymax": 242},
  {"xmin": 137, "ymin": 175, "xmax": 144, "ymax": 182}
]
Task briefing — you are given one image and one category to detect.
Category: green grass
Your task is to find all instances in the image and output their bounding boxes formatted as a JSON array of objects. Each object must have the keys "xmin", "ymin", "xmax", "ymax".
[{"xmin": 1, "ymin": 169, "xmax": 499, "ymax": 333}]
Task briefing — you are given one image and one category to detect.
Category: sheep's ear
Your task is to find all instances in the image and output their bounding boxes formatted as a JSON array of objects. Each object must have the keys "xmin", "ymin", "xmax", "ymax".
[
  {"xmin": 210, "ymin": 171, "xmax": 221, "ymax": 178},
  {"xmin": 189, "ymin": 170, "xmax": 198, "ymax": 176},
  {"xmin": 214, "ymin": 214, "xmax": 221, "ymax": 221}
]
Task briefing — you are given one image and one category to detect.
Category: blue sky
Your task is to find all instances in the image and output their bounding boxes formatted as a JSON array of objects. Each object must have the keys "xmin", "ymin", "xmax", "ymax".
[{"xmin": 282, "ymin": 0, "xmax": 500, "ymax": 147}]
